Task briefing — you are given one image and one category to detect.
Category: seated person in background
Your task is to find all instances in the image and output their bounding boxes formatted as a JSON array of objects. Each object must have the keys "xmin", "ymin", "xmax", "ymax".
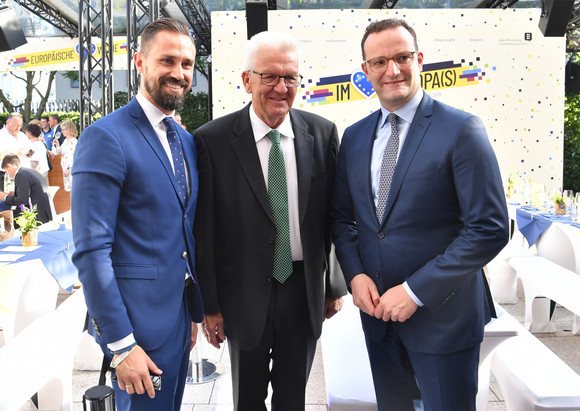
[
  {"xmin": 0, "ymin": 154, "xmax": 52, "ymax": 226},
  {"xmin": 24, "ymin": 123, "xmax": 50, "ymax": 185}
]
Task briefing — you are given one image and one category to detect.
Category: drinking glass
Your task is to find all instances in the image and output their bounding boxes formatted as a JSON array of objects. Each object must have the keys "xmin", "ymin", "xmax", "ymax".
[{"xmin": 564, "ymin": 190, "xmax": 574, "ymax": 215}]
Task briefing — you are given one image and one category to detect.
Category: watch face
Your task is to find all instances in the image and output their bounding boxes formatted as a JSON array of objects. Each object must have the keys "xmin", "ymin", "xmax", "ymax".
[{"xmin": 150, "ymin": 373, "xmax": 162, "ymax": 391}]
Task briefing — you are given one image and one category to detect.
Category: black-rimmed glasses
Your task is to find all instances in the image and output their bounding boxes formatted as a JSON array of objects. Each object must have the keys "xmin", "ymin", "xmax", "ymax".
[
  {"xmin": 248, "ymin": 70, "xmax": 303, "ymax": 88},
  {"xmin": 364, "ymin": 52, "xmax": 417, "ymax": 73}
]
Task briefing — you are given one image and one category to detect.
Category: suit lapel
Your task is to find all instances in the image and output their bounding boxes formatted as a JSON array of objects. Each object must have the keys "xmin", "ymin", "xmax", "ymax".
[
  {"xmin": 380, "ymin": 94, "xmax": 433, "ymax": 227},
  {"xmin": 357, "ymin": 111, "xmax": 382, "ymax": 226},
  {"xmin": 230, "ymin": 106, "xmax": 274, "ymax": 223},
  {"xmin": 290, "ymin": 110, "xmax": 313, "ymax": 225},
  {"xmin": 128, "ymin": 99, "xmax": 186, "ymax": 209}
]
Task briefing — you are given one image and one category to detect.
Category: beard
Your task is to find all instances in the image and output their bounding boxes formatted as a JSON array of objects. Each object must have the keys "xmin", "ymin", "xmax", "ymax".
[{"xmin": 144, "ymin": 75, "xmax": 191, "ymax": 111}]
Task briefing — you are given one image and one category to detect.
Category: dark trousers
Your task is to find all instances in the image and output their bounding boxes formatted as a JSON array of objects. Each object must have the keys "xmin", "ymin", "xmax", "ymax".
[
  {"xmin": 228, "ymin": 262, "xmax": 317, "ymax": 411},
  {"xmin": 365, "ymin": 327, "xmax": 480, "ymax": 411}
]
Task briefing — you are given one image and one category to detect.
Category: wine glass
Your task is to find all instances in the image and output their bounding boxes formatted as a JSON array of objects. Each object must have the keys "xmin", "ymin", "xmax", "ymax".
[{"xmin": 564, "ymin": 190, "xmax": 574, "ymax": 215}]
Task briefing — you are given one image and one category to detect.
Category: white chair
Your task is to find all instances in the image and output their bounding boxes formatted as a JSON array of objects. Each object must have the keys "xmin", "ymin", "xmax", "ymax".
[
  {"xmin": 509, "ymin": 256, "xmax": 580, "ymax": 334},
  {"xmin": 1, "ymin": 259, "xmax": 59, "ymax": 345},
  {"xmin": 320, "ymin": 296, "xmax": 378, "ymax": 410},
  {"xmin": 0, "ymin": 289, "xmax": 87, "ymax": 410},
  {"xmin": 47, "ymin": 186, "xmax": 59, "ymax": 222},
  {"xmin": 527, "ymin": 224, "xmax": 576, "ymax": 332},
  {"xmin": 550, "ymin": 224, "xmax": 580, "ymax": 334},
  {"xmin": 74, "ymin": 330, "xmax": 104, "ymax": 371},
  {"xmin": 491, "ymin": 315, "xmax": 580, "ymax": 410},
  {"xmin": 486, "ymin": 239, "xmax": 533, "ymax": 304},
  {"xmin": 477, "ymin": 305, "xmax": 520, "ymax": 411}
]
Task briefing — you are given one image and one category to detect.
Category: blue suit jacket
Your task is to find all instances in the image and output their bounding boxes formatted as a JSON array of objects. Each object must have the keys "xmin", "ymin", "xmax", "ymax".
[
  {"xmin": 331, "ymin": 93, "xmax": 508, "ymax": 354},
  {"xmin": 71, "ymin": 97, "xmax": 203, "ymax": 353}
]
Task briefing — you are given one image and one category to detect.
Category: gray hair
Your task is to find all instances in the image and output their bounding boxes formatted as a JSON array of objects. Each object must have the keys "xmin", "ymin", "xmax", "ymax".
[{"xmin": 244, "ymin": 31, "xmax": 301, "ymax": 70}]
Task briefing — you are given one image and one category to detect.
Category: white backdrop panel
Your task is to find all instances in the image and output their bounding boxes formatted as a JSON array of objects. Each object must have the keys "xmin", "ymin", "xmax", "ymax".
[{"xmin": 210, "ymin": 8, "xmax": 565, "ymax": 188}]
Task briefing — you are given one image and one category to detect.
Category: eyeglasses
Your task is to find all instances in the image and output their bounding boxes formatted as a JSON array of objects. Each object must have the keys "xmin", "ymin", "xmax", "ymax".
[
  {"xmin": 248, "ymin": 70, "xmax": 303, "ymax": 88},
  {"xmin": 364, "ymin": 52, "xmax": 417, "ymax": 73}
]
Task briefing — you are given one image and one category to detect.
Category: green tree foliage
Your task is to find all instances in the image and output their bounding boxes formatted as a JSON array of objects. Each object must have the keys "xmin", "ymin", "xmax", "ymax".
[
  {"xmin": 0, "ymin": 71, "xmax": 57, "ymax": 123},
  {"xmin": 179, "ymin": 92, "xmax": 209, "ymax": 132},
  {"xmin": 113, "ymin": 91, "xmax": 209, "ymax": 132},
  {"xmin": 564, "ymin": 92, "xmax": 580, "ymax": 192}
]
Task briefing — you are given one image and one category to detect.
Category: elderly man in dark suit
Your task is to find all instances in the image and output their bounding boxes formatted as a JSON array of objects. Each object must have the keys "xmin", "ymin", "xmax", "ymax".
[
  {"xmin": 194, "ymin": 31, "xmax": 346, "ymax": 411},
  {"xmin": 331, "ymin": 19, "xmax": 509, "ymax": 411},
  {"xmin": 0, "ymin": 154, "xmax": 52, "ymax": 225}
]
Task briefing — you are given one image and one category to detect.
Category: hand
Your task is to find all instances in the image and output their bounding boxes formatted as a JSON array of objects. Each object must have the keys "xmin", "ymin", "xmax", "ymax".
[
  {"xmin": 324, "ymin": 296, "xmax": 344, "ymax": 319},
  {"xmin": 202, "ymin": 313, "xmax": 226, "ymax": 349},
  {"xmin": 190, "ymin": 322, "xmax": 198, "ymax": 350},
  {"xmin": 374, "ymin": 284, "xmax": 418, "ymax": 323},
  {"xmin": 350, "ymin": 274, "xmax": 380, "ymax": 316},
  {"xmin": 113, "ymin": 345, "xmax": 162, "ymax": 399},
  {"xmin": 0, "ymin": 192, "xmax": 6, "ymax": 201}
]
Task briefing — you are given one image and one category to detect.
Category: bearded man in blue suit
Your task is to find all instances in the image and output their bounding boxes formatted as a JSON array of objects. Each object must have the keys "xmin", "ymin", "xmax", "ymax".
[
  {"xmin": 331, "ymin": 19, "xmax": 509, "ymax": 411},
  {"xmin": 72, "ymin": 18, "xmax": 203, "ymax": 410}
]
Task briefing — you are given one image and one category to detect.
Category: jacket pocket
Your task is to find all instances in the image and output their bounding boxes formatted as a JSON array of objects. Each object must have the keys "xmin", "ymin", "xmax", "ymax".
[{"xmin": 113, "ymin": 264, "xmax": 158, "ymax": 279}]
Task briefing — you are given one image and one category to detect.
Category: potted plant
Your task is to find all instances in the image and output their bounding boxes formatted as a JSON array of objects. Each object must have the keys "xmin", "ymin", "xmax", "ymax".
[
  {"xmin": 14, "ymin": 201, "xmax": 40, "ymax": 246},
  {"xmin": 553, "ymin": 192, "xmax": 566, "ymax": 215}
]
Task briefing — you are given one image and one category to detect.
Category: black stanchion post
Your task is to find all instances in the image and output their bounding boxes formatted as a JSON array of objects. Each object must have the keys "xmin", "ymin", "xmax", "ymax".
[{"xmin": 83, "ymin": 385, "xmax": 116, "ymax": 411}]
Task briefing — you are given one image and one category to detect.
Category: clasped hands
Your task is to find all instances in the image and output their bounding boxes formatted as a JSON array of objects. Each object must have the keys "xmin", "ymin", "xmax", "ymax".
[{"xmin": 350, "ymin": 273, "xmax": 418, "ymax": 322}]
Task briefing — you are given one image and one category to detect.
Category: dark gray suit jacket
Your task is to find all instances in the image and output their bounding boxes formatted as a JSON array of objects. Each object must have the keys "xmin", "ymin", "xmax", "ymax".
[
  {"xmin": 194, "ymin": 104, "xmax": 346, "ymax": 350},
  {"xmin": 6, "ymin": 167, "xmax": 52, "ymax": 224}
]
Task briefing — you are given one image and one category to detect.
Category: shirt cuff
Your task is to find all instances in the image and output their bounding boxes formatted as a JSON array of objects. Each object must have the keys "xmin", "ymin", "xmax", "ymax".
[
  {"xmin": 403, "ymin": 281, "xmax": 424, "ymax": 307},
  {"xmin": 107, "ymin": 333, "xmax": 136, "ymax": 354}
]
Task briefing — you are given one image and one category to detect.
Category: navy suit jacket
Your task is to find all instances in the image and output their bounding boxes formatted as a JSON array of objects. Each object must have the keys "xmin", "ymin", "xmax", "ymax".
[
  {"xmin": 71, "ymin": 97, "xmax": 203, "ymax": 353},
  {"xmin": 331, "ymin": 93, "xmax": 508, "ymax": 354}
]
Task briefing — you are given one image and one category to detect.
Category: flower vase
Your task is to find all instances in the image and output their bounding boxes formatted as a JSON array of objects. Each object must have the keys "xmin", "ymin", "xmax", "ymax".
[
  {"xmin": 21, "ymin": 230, "xmax": 38, "ymax": 247},
  {"xmin": 554, "ymin": 203, "xmax": 566, "ymax": 215}
]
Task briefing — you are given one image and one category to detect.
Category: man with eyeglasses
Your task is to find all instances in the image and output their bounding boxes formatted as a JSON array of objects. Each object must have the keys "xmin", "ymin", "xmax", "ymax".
[
  {"xmin": 331, "ymin": 19, "xmax": 508, "ymax": 411},
  {"xmin": 194, "ymin": 31, "xmax": 346, "ymax": 411}
]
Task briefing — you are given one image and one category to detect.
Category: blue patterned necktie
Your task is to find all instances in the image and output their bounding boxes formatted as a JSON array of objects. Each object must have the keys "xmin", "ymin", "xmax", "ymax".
[
  {"xmin": 162, "ymin": 117, "xmax": 188, "ymax": 203},
  {"xmin": 266, "ymin": 130, "xmax": 293, "ymax": 284},
  {"xmin": 376, "ymin": 113, "xmax": 399, "ymax": 223}
]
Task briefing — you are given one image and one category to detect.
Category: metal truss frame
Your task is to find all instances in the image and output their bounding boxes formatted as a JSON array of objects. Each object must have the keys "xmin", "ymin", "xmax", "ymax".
[
  {"xmin": 11, "ymin": 0, "xmax": 78, "ymax": 37},
  {"xmin": 172, "ymin": 0, "xmax": 211, "ymax": 56},
  {"xmin": 78, "ymin": 0, "xmax": 114, "ymax": 129}
]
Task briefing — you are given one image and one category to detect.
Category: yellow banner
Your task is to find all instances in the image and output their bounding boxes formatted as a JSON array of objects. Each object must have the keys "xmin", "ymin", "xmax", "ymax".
[{"xmin": 0, "ymin": 37, "xmax": 129, "ymax": 71}]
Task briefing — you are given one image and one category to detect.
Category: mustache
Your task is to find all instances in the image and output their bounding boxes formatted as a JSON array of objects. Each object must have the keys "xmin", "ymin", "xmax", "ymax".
[{"xmin": 160, "ymin": 77, "xmax": 189, "ymax": 87}]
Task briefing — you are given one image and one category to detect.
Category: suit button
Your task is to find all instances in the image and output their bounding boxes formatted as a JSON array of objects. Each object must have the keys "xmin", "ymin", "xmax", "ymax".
[
  {"xmin": 181, "ymin": 251, "xmax": 187, "ymax": 259},
  {"xmin": 266, "ymin": 277, "xmax": 272, "ymax": 283},
  {"xmin": 268, "ymin": 237, "xmax": 275, "ymax": 244},
  {"xmin": 378, "ymin": 232, "xmax": 385, "ymax": 239},
  {"xmin": 375, "ymin": 272, "xmax": 380, "ymax": 278}
]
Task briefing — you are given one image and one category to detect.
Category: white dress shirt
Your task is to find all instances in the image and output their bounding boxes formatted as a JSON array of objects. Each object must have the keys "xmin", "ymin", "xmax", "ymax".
[
  {"xmin": 249, "ymin": 105, "xmax": 303, "ymax": 262},
  {"xmin": 0, "ymin": 128, "xmax": 33, "ymax": 169}
]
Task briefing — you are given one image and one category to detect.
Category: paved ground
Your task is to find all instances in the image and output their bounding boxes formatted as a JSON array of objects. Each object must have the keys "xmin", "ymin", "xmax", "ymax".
[{"xmin": 22, "ymin": 277, "xmax": 579, "ymax": 411}]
